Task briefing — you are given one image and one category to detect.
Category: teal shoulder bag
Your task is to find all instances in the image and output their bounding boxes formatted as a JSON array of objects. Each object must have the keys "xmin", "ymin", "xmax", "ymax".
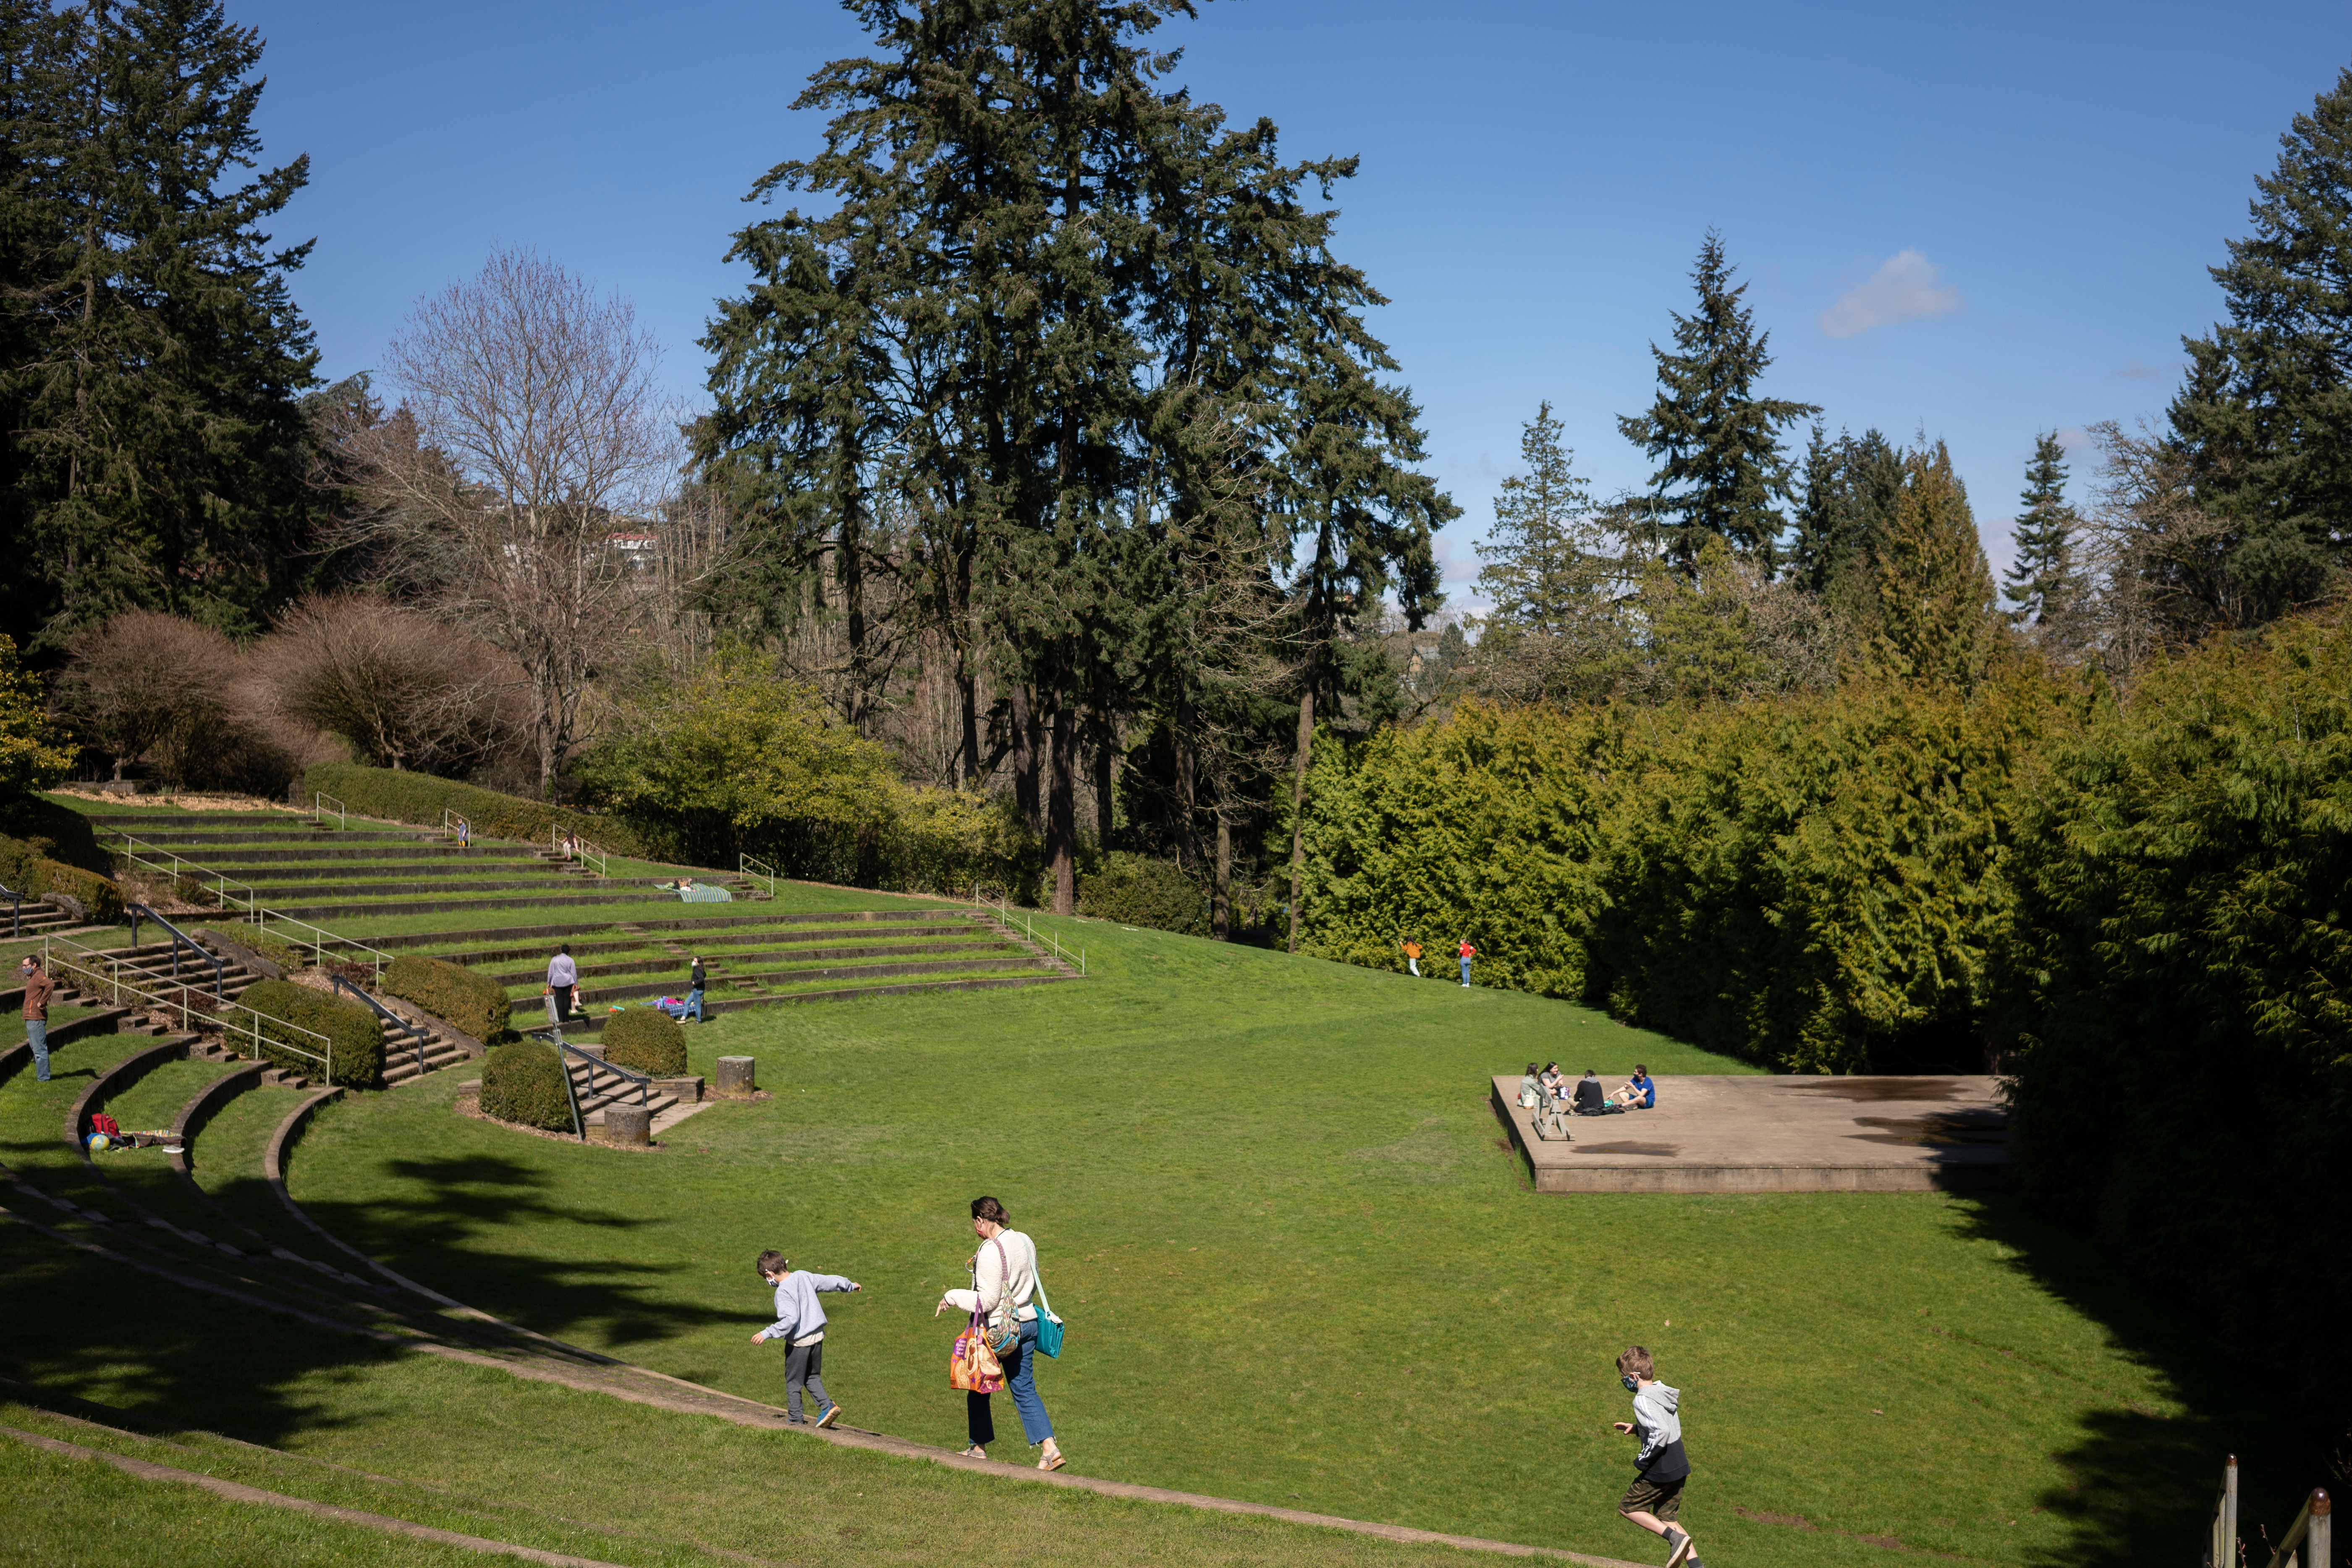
[{"xmin": 1032, "ymin": 1267, "xmax": 1066, "ymax": 1358}]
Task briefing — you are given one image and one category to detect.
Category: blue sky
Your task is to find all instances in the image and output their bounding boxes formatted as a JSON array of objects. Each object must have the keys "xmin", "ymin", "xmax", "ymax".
[{"xmin": 238, "ymin": 0, "xmax": 2351, "ymax": 607}]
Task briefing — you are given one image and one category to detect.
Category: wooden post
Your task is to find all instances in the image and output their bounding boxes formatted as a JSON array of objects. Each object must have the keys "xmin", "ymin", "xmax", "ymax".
[
  {"xmin": 603, "ymin": 1103, "xmax": 652, "ymax": 1147},
  {"xmin": 714, "ymin": 1055, "xmax": 756, "ymax": 1098}
]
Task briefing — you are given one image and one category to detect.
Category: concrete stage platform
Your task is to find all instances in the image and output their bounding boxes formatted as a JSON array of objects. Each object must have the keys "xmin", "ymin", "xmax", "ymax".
[{"xmin": 1489, "ymin": 1074, "xmax": 2007, "ymax": 1194}]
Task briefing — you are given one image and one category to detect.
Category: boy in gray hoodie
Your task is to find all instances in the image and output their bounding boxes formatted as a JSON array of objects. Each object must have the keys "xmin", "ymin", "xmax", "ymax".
[
  {"xmin": 750, "ymin": 1249, "xmax": 861, "ymax": 1427},
  {"xmin": 1613, "ymin": 1344, "xmax": 1702, "ymax": 1567}
]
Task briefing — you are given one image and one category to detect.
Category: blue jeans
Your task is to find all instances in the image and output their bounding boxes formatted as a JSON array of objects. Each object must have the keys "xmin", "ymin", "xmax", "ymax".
[
  {"xmin": 966, "ymin": 1318, "xmax": 1052, "ymax": 1448},
  {"xmin": 23, "ymin": 1018, "xmax": 47, "ymax": 1081},
  {"xmin": 1459, "ymin": 957, "xmax": 1472, "ymax": 986},
  {"xmin": 684, "ymin": 988, "xmax": 705, "ymax": 1021}
]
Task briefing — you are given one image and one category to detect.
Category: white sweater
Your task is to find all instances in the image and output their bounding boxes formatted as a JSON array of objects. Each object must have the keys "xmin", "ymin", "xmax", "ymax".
[{"xmin": 942, "ymin": 1229, "xmax": 1040, "ymax": 1323}]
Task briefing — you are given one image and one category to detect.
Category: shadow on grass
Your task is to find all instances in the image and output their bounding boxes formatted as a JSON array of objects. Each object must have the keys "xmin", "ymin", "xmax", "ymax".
[
  {"xmin": 222, "ymin": 1152, "xmax": 733, "ymax": 1354},
  {"xmin": 1949, "ymin": 1196, "xmax": 2309, "ymax": 1568},
  {"xmin": 0, "ymin": 1204, "xmax": 416, "ymax": 1450}
]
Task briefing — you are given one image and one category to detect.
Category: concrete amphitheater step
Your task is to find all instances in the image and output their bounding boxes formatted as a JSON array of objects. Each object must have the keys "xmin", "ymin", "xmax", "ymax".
[{"xmin": 475, "ymin": 935, "xmax": 1014, "ymax": 985}]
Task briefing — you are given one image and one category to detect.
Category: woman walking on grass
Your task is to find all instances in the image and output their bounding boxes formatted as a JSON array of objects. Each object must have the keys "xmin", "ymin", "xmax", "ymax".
[{"xmin": 936, "ymin": 1196, "xmax": 1065, "ymax": 1471}]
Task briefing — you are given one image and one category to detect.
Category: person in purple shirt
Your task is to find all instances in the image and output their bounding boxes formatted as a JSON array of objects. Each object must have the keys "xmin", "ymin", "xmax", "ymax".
[{"xmin": 750, "ymin": 1249, "xmax": 862, "ymax": 1427}]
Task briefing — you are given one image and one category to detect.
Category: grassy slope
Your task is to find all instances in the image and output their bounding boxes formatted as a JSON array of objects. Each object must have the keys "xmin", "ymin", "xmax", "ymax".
[{"xmin": 249, "ymin": 914, "xmax": 2252, "ymax": 1568}]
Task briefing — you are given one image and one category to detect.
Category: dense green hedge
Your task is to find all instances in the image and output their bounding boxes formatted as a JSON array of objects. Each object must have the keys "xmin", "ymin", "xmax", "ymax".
[
  {"xmin": 481, "ymin": 1039, "xmax": 573, "ymax": 1130},
  {"xmin": 303, "ymin": 763, "xmax": 651, "ymax": 857},
  {"xmin": 240, "ymin": 979, "xmax": 384, "ymax": 1089},
  {"xmin": 0, "ymin": 832, "xmax": 125, "ymax": 924},
  {"xmin": 3, "ymin": 795, "xmax": 107, "ymax": 875},
  {"xmin": 1297, "ymin": 675, "xmax": 2062, "ymax": 1072},
  {"xmin": 1989, "ymin": 618, "xmax": 2352, "ymax": 1433},
  {"xmin": 602, "ymin": 1008, "xmax": 686, "ymax": 1076},
  {"xmin": 382, "ymin": 954, "xmax": 511, "ymax": 1043},
  {"xmin": 1076, "ymin": 852, "xmax": 1209, "ymax": 936}
]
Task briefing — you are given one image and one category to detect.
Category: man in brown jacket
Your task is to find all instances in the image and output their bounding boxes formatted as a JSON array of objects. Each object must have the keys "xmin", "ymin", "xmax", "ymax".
[{"xmin": 19, "ymin": 954, "xmax": 55, "ymax": 1082}]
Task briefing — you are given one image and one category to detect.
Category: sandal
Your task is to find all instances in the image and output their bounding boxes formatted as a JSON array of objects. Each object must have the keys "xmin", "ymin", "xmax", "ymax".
[
  {"xmin": 960, "ymin": 1446, "xmax": 987, "ymax": 1460},
  {"xmin": 1038, "ymin": 1452, "xmax": 1066, "ymax": 1472}
]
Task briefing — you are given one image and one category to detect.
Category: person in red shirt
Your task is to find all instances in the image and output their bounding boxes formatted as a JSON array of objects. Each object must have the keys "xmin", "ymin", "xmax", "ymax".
[
  {"xmin": 1456, "ymin": 937, "xmax": 1476, "ymax": 987},
  {"xmin": 19, "ymin": 954, "xmax": 55, "ymax": 1082}
]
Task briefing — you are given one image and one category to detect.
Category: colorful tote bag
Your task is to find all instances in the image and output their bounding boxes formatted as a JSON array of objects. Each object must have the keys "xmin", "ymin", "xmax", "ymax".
[{"xmin": 950, "ymin": 1310, "xmax": 1006, "ymax": 1393}]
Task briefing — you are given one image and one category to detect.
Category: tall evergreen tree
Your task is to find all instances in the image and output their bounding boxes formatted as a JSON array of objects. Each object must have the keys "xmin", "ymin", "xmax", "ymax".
[
  {"xmin": 1866, "ymin": 441, "xmax": 2001, "ymax": 688},
  {"xmin": 0, "ymin": 0, "xmax": 319, "ymax": 654},
  {"xmin": 2168, "ymin": 65, "xmax": 2352, "ymax": 621},
  {"xmin": 1788, "ymin": 425, "xmax": 1902, "ymax": 601},
  {"xmin": 703, "ymin": 0, "xmax": 1449, "ymax": 919},
  {"xmin": 1472, "ymin": 400, "xmax": 1623, "ymax": 699},
  {"xmin": 1617, "ymin": 231, "xmax": 1819, "ymax": 574},
  {"xmin": 2001, "ymin": 431, "xmax": 2082, "ymax": 626}
]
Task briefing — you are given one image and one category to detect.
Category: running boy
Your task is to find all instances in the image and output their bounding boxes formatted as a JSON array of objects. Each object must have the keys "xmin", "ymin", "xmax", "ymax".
[
  {"xmin": 750, "ymin": 1250, "xmax": 862, "ymax": 1428},
  {"xmin": 1612, "ymin": 1345, "xmax": 1701, "ymax": 1567}
]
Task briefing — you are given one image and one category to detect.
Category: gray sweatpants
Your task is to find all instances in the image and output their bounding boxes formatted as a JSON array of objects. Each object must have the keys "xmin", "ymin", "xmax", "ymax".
[{"xmin": 786, "ymin": 1339, "xmax": 830, "ymax": 1420}]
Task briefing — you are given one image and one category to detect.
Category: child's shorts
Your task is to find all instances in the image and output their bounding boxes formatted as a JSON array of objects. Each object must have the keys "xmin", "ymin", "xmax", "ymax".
[{"xmin": 1619, "ymin": 1472, "xmax": 1684, "ymax": 1521}]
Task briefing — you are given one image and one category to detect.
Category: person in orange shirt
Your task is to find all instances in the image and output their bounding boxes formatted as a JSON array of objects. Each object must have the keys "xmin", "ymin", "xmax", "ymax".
[
  {"xmin": 1457, "ymin": 937, "xmax": 1476, "ymax": 987},
  {"xmin": 1400, "ymin": 938, "xmax": 1422, "ymax": 977}
]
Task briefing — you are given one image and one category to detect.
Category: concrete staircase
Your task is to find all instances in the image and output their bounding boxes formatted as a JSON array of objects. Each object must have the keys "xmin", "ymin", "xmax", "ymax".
[{"xmin": 560, "ymin": 1044, "xmax": 682, "ymax": 1130}]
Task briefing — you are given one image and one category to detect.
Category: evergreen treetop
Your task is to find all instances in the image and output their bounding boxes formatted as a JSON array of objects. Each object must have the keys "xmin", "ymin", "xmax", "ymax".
[
  {"xmin": 2001, "ymin": 432, "xmax": 2083, "ymax": 627},
  {"xmin": 2168, "ymin": 64, "xmax": 2352, "ymax": 621},
  {"xmin": 1617, "ymin": 230, "xmax": 1820, "ymax": 576}
]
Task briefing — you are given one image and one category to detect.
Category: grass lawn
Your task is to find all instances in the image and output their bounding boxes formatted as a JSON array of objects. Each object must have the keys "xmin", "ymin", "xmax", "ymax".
[{"xmin": 3, "ymin": 887, "xmax": 2279, "ymax": 1566}]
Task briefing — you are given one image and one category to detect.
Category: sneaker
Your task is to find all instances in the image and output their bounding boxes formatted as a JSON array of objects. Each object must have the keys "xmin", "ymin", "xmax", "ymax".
[
  {"xmin": 1663, "ymin": 1529, "xmax": 1695, "ymax": 1568},
  {"xmin": 815, "ymin": 1402, "xmax": 841, "ymax": 1429}
]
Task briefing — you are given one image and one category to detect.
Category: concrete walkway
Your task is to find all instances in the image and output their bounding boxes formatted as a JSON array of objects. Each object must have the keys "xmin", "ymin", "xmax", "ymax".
[{"xmin": 1492, "ymin": 1073, "xmax": 2007, "ymax": 1194}]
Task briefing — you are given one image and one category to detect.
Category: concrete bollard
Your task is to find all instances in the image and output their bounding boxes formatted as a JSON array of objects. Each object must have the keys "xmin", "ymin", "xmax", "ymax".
[
  {"xmin": 714, "ymin": 1055, "xmax": 756, "ymax": 1098},
  {"xmin": 603, "ymin": 1103, "xmax": 652, "ymax": 1146}
]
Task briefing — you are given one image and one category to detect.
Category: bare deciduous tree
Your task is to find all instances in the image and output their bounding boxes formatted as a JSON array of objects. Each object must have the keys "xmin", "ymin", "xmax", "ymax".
[
  {"xmin": 342, "ymin": 249, "xmax": 679, "ymax": 796},
  {"xmin": 2066, "ymin": 420, "xmax": 2263, "ymax": 672},
  {"xmin": 56, "ymin": 611, "xmax": 235, "ymax": 783},
  {"xmin": 249, "ymin": 595, "xmax": 518, "ymax": 775}
]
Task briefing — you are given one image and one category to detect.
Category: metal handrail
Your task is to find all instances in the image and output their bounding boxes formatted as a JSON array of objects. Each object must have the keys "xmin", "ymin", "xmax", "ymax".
[
  {"xmin": 245, "ymin": 909, "xmax": 395, "ymax": 987},
  {"xmin": 330, "ymin": 974, "xmax": 427, "ymax": 1078},
  {"xmin": 42, "ymin": 932, "xmax": 335, "ymax": 1086},
  {"xmin": 527, "ymin": 1029, "xmax": 587, "ymax": 1139},
  {"xmin": 312, "ymin": 792, "xmax": 346, "ymax": 830},
  {"xmin": 2261, "ymin": 1488, "xmax": 2331, "ymax": 1568},
  {"xmin": 0, "ymin": 880, "xmax": 20, "ymax": 939},
  {"xmin": 125, "ymin": 902, "xmax": 226, "ymax": 1001},
  {"xmin": 966, "ymin": 890, "xmax": 1086, "ymax": 977},
  {"xmin": 552, "ymin": 826, "xmax": 609, "ymax": 879},
  {"xmin": 111, "ymin": 833, "xmax": 262, "ymax": 915},
  {"xmin": 739, "ymin": 853, "xmax": 777, "ymax": 897},
  {"xmin": 2208, "ymin": 1455, "xmax": 2240, "ymax": 1568}
]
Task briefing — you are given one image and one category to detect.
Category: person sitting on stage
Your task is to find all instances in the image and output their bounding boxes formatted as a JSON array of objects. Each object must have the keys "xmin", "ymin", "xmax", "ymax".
[
  {"xmin": 1539, "ymin": 1062, "xmax": 1569, "ymax": 1104},
  {"xmin": 1612, "ymin": 1065, "xmax": 1657, "ymax": 1110},
  {"xmin": 1517, "ymin": 1062, "xmax": 1545, "ymax": 1110},
  {"xmin": 1572, "ymin": 1069, "xmax": 1613, "ymax": 1115}
]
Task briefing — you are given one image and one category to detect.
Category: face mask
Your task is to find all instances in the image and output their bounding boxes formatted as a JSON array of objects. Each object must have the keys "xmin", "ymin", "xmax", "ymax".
[{"xmin": 1621, "ymin": 1374, "xmax": 1641, "ymax": 1392}]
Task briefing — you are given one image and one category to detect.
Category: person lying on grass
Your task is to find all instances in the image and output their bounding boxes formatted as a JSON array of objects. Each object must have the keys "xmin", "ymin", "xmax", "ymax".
[
  {"xmin": 1613, "ymin": 1344, "xmax": 1703, "ymax": 1568},
  {"xmin": 751, "ymin": 1250, "xmax": 861, "ymax": 1428},
  {"xmin": 1611, "ymin": 1065, "xmax": 1655, "ymax": 1110}
]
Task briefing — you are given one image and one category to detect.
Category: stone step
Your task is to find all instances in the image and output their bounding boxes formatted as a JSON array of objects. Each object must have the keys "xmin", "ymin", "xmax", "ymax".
[
  {"xmin": 382, "ymin": 1042, "xmax": 472, "ymax": 1086},
  {"xmin": 580, "ymin": 1090, "xmax": 681, "ymax": 1126}
]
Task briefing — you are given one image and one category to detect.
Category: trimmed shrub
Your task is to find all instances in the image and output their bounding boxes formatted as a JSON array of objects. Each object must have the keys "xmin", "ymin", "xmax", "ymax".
[
  {"xmin": 0, "ymin": 794, "xmax": 107, "ymax": 876},
  {"xmin": 383, "ymin": 953, "xmax": 511, "ymax": 1043},
  {"xmin": 601, "ymin": 1007, "xmax": 686, "ymax": 1076},
  {"xmin": 238, "ymin": 978, "xmax": 384, "ymax": 1089},
  {"xmin": 481, "ymin": 1039, "xmax": 573, "ymax": 1130},
  {"xmin": 1077, "ymin": 852, "xmax": 1209, "ymax": 937},
  {"xmin": 304, "ymin": 761, "xmax": 649, "ymax": 857},
  {"xmin": 0, "ymin": 832, "xmax": 125, "ymax": 923}
]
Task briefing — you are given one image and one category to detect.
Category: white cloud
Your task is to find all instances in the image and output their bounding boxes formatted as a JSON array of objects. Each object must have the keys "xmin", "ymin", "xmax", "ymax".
[
  {"xmin": 2117, "ymin": 359, "xmax": 2168, "ymax": 380},
  {"xmin": 1818, "ymin": 249, "xmax": 1962, "ymax": 340}
]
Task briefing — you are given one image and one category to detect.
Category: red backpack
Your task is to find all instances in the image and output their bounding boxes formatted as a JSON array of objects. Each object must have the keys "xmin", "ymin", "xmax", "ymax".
[{"xmin": 89, "ymin": 1113, "xmax": 120, "ymax": 1139}]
